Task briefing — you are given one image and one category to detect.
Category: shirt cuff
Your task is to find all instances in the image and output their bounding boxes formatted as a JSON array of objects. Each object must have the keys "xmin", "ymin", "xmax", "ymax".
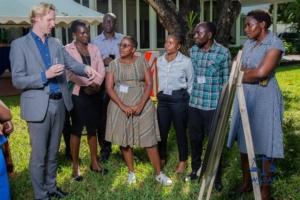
[{"xmin": 41, "ymin": 72, "xmax": 48, "ymax": 85}]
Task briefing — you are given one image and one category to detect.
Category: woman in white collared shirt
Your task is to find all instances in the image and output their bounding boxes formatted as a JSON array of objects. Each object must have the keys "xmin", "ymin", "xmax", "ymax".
[{"xmin": 157, "ymin": 33, "xmax": 194, "ymax": 173}]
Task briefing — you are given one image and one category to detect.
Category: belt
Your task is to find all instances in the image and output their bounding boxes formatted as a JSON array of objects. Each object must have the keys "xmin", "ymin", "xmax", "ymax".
[{"xmin": 49, "ymin": 93, "xmax": 62, "ymax": 100}]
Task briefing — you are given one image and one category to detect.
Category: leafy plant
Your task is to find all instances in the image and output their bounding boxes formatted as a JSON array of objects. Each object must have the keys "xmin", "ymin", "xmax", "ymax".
[
  {"xmin": 283, "ymin": 40, "xmax": 297, "ymax": 54},
  {"xmin": 187, "ymin": 11, "xmax": 199, "ymax": 35},
  {"xmin": 228, "ymin": 45, "xmax": 243, "ymax": 58},
  {"xmin": 0, "ymin": 28, "xmax": 10, "ymax": 43}
]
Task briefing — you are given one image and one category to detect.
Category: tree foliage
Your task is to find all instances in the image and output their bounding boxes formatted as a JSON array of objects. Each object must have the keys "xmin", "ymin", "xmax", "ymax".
[
  {"xmin": 143, "ymin": 0, "xmax": 241, "ymax": 56},
  {"xmin": 269, "ymin": 0, "xmax": 300, "ymax": 32}
]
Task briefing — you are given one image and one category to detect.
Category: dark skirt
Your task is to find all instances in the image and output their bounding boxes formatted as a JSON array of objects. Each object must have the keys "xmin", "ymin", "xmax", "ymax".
[{"xmin": 70, "ymin": 87, "xmax": 101, "ymax": 137}]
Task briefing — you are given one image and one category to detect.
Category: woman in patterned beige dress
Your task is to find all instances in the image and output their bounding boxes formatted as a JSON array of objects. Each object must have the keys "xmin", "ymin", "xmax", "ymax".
[{"xmin": 105, "ymin": 36, "xmax": 172, "ymax": 186}]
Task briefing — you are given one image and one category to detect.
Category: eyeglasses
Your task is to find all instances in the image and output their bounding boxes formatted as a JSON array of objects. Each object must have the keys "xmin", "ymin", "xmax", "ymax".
[{"xmin": 118, "ymin": 43, "xmax": 133, "ymax": 49}]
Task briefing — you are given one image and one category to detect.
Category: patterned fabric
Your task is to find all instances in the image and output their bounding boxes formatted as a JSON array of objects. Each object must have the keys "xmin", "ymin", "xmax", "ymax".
[
  {"xmin": 227, "ymin": 32, "xmax": 285, "ymax": 158},
  {"xmin": 105, "ymin": 57, "xmax": 160, "ymax": 147},
  {"xmin": 189, "ymin": 40, "xmax": 231, "ymax": 110}
]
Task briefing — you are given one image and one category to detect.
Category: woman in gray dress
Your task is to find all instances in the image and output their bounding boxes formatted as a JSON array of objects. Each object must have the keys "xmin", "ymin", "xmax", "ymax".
[{"xmin": 227, "ymin": 9, "xmax": 285, "ymax": 200}]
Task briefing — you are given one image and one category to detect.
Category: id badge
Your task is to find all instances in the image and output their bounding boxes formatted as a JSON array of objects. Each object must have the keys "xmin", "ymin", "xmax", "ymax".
[
  {"xmin": 120, "ymin": 84, "xmax": 129, "ymax": 93},
  {"xmin": 163, "ymin": 88, "xmax": 172, "ymax": 95},
  {"xmin": 197, "ymin": 76, "xmax": 206, "ymax": 84}
]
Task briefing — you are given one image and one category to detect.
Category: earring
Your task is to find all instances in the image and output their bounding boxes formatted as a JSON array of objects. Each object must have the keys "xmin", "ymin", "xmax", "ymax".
[{"xmin": 73, "ymin": 37, "xmax": 76, "ymax": 41}]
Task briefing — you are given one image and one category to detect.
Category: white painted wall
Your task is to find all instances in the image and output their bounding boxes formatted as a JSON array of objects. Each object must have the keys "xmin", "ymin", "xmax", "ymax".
[{"xmin": 270, "ymin": 23, "xmax": 294, "ymax": 36}]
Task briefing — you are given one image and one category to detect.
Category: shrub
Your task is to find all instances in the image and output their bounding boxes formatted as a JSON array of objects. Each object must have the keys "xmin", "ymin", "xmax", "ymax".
[
  {"xmin": 228, "ymin": 45, "xmax": 243, "ymax": 58},
  {"xmin": 283, "ymin": 40, "xmax": 297, "ymax": 54}
]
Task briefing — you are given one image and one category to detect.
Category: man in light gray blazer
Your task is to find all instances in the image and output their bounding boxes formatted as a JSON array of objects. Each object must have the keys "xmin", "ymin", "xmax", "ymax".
[{"xmin": 10, "ymin": 3, "xmax": 98, "ymax": 200}]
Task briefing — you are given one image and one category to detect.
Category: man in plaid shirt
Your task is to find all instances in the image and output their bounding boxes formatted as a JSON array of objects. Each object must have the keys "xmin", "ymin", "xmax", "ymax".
[{"xmin": 183, "ymin": 22, "xmax": 231, "ymax": 192}]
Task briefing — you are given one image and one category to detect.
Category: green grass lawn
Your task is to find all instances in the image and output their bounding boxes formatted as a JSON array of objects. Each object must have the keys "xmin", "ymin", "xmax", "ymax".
[{"xmin": 2, "ymin": 65, "xmax": 300, "ymax": 200}]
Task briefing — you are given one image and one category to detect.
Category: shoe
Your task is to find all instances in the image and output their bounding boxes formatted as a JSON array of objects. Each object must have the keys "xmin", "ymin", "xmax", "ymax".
[
  {"xmin": 156, "ymin": 172, "xmax": 172, "ymax": 186},
  {"xmin": 101, "ymin": 156, "xmax": 109, "ymax": 163},
  {"xmin": 214, "ymin": 177, "xmax": 223, "ymax": 192},
  {"xmin": 126, "ymin": 171, "xmax": 136, "ymax": 184},
  {"xmin": 228, "ymin": 187, "xmax": 253, "ymax": 196},
  {"xmin": 48, "ymin": 187, "xmax": 68, "ymax": 199},
  {"xmin": 73, "ymin": 175, "xmax": 83, "ymax": 182},
  {"xmin": 90, "ymin": 165, "xmax": 109, "ymax": 175},
  {"xmin": 183, "ymin": 171, "xmax": 197, "ymax": 182}
]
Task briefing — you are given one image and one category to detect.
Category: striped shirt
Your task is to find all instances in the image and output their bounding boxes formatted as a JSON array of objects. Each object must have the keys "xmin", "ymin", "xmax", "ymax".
[{"xmin": 189, "ymin": 40, "xmax": 231, "ymax": 110}]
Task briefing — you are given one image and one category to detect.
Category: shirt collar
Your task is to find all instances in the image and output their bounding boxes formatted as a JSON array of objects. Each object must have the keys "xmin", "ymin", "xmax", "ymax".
[
  {"xmin": 68, "ymin": 40, "xmax": 92, "ymax": 51},
  {"xmin": 162, "ymin": 51, "xmax": 184, "ymax": 64},
  {"xmin": 194, "ymin": 39, "xmax": 217, "ymax": 53},
  {"xmin": 249, "ymin": 31, "xmax": 273, "ymax": 45},
  {"xmin": 30, "ymin": 29, "xmax": 48, "ymax": 42},
  {"xmin": 209, "ymin": 40, "xmax": 217, "ymax": 51},
  {"xmin": 100, "ymin": 31, "xmax": 120, "ymax": 41}
]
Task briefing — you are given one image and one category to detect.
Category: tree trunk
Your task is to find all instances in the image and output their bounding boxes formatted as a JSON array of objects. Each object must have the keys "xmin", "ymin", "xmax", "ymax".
[
  {"xmin": 143, "ymin": 0, "xmax": 190, "ymax": 55},
  {"xmin": 182, "ymin": 0, "xmax": 200, "ymax": 17},
  {"xmin": 215, "ymin": 1, "xmax": 241, "ymax": 47},
  {"xmin": 144, "ymin": 0, "xmax": 241, "ymax": 56}
]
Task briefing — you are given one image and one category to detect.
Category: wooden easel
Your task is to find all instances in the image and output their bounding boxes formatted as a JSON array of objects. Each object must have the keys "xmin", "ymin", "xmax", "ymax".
[{"xmin": 198, "ymin": 50, "xmax": 261, "ymax": 200}]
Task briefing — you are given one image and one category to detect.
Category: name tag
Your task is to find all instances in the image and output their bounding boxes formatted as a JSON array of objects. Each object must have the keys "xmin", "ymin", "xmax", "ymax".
[
  {"xmin": 163, "ymin": 88, "xmax": 172, "ymax": 95},
  {"xmin": 197, "ymin": 76, "xmax": 206, "ymax": 84},
  {"xmin": 120, "ymin": 85, "xmax": 129, "ymax": 93}
]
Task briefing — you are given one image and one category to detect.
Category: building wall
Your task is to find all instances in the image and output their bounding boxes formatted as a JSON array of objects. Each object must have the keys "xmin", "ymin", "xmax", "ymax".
[{"xmin": 5, "ymin": 1, "xmax": 290, "ymax": 48}]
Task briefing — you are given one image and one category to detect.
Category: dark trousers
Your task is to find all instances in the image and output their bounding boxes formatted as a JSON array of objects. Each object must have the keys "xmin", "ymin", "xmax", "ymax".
[
  {"xmin": 97, "ymin": 79, "xmax": 112, "ymax": 158},
  {"xmin": 189, "ymin": 106, "xmax": 222, "ymax": 179},
  {"xmin": 62, "ymin": 110, "xmax": 71, "ymax": 155},
  {"xmin": 157, "ymin": 89, "xmax": 189, "ymax": 162}
]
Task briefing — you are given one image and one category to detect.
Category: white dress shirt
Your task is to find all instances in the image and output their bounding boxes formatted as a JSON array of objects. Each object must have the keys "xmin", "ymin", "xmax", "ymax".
[{"xmin": 157, "ymin": 51, "xmax": 194, "ymax": 94}]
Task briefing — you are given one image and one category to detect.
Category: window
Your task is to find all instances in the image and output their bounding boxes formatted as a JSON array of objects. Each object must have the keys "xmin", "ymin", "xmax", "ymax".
[
  {"xmin": 203, "ymin": 1, "xmax": 218, "ymax": 24},
  {"xmin": 112, "ymin": 0, "xmax": 123, "ymax": 33},
  {"xmin": 74, "ymin": 0, "xmax": 89, "ymax": 7},
  {"xmin": 140, "ymin": 1, "xmax": 149, "ymax": 49},
  {"xmin": 96, "ymin": 0, "xmax": 109, "ymax": 34},
  {"xmin": 126, "ymin": 0, "xmax": 137, "ymax": 39},
  {"xmin": 156, "ymin": 16, "xmax": 165, "ymax": 48},
  {"xmin": 240, "ymin": 16, "xmax": 247, "ymax": 37}
]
